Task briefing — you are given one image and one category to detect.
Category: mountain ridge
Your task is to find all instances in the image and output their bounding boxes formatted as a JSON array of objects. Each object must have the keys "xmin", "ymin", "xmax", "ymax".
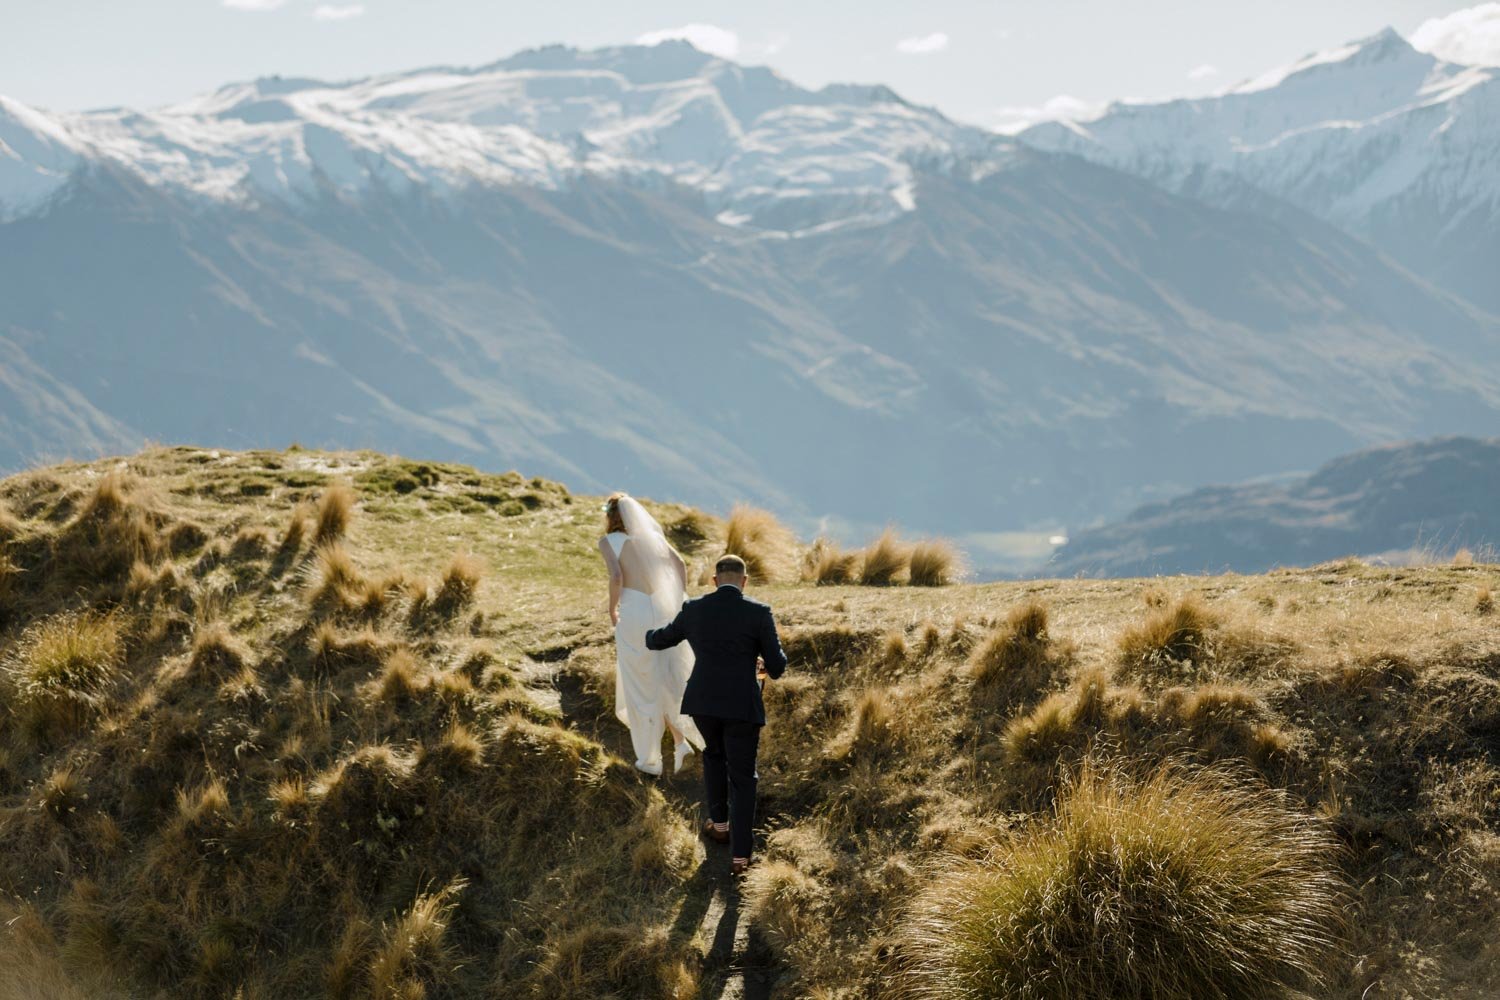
[{"xmin": 1048, "ymin": 435, "xmax": 1500, "ymax": 577}]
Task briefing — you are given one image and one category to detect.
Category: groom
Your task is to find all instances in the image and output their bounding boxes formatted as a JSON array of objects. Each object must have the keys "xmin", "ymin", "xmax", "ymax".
[{"xmin": 646, "ymin": 554, "xmax": 788, "ymax": 875}]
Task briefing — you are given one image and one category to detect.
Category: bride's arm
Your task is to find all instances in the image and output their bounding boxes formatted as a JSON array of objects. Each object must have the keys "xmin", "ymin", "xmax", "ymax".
[{"xmin": 598, "ymin": 537, "xmax": 622, "ymax": 625}]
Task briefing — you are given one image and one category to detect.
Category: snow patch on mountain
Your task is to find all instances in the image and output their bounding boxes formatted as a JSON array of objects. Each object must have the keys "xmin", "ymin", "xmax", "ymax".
[
  {"xmin": 1020, "ymin": 28, "xmax": 1500, "ymax": 238},
  {"xmin": 0, "ymin": 41, "xmax": 1000, "ymax": 233}
]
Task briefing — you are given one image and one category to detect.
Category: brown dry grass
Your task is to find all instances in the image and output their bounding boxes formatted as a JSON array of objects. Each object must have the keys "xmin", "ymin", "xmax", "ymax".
[
  {"xmin": 900, "ymin": 759, "xmax": 1344, "ymax": 1000},
  {"xmin": 723, "ymin": 504, "xmax": 799, "ymax": 583},
  {"xmin": 0, "ymin": 446, "xmax": 1496, "ymax": 1000},
  {"xmin": 803, "ymin": 537, "xmax": 859, "ymax": 585},
  {"xmin": 859, "ymin": 529, "xmax": 910, "ymax": 586},
  {"xmin": 314, "ymin": 483, "xmax": 356, "ymax": 545},
  {"xmin": 907, "ymin": 538, "xmax": 963, "ymax": 586}
]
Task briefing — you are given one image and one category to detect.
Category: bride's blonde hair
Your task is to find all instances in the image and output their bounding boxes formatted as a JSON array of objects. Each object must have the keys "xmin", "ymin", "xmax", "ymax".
[{"xmin": 603, "ymin": 492, "xmax": 627, "ymax": 535}]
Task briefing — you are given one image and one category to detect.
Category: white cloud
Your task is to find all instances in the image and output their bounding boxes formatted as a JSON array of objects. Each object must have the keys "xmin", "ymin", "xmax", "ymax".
[
  {"xmin": 635, "ymin": 24, "xmax": 740, "ymax": 60},
  {"xmin": 1412, "ymin": 3, "xmax": 1500, "ymax": 66},
  {"xmin": 313, "ymin": 3, "xmax": 365, "ymax": 19},
  {"xmin": 984, "ymin": 94, "xmax": 1106, "ymax": 135},
  {"xmin": 1187, "ymin": 63, "xmax": 1219, "ymax": 80},
  {"xmin": 896, "ymin": 32, "xmax": 949, "ymax": 55},
  {"xmin": 762, "ymin": 33, "xmax": 790, "ymax": 56},
  {"xmin": 222, "ymin": 0, "xmax": 287, "ymax": 9}
]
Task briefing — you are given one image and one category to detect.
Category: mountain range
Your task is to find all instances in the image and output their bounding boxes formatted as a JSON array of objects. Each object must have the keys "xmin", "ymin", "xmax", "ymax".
[
  {"xmin": 1048, "ymin": 436, "xmax": 1500, "ymax": 576},
  {"xmin": 1, "ymin": 28, "xmax": 1497, "ymax": 572}
]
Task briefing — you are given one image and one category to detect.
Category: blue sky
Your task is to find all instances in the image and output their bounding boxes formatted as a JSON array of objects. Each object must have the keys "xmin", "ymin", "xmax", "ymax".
[{"xmin": 5, "ymin": 1, "xmax": 1497, "ymax": 125}]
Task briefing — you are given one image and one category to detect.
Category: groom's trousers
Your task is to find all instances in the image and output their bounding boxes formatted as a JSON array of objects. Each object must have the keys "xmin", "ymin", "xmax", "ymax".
[{"xmin": 691, "ymin": 715, "xmax": 760, "ymax": 858}]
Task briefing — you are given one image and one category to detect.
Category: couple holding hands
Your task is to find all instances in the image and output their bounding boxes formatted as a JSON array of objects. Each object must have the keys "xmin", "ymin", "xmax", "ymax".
[{"xmin": 598, "ymin": 494, "xmax": 787, "ymax": 876}]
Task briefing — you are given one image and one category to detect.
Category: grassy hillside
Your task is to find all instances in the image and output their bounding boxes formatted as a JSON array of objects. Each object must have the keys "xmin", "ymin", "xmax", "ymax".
[{"xmin": 1, "ymin": 448, "xmax": 1498, "ymax": 999}]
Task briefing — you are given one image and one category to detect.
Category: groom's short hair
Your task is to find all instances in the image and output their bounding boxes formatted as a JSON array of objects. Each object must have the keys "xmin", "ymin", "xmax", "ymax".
[{"xmin": 715, "ymin": 554, "xmax": 748, "ymax": 577}]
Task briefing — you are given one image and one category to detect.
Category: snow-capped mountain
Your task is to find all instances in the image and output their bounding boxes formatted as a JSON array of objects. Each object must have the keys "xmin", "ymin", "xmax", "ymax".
[
  {"xmin": 0, "ymin": 42, "xmax": 995, "ymax": 234},
  {"xmin": 1021, "ymin": 28, "xmax": 1500, "ymax": 310},
  {"xmin": 2, "ymin": 34, "xmax": 1499, "ymax": 573}
]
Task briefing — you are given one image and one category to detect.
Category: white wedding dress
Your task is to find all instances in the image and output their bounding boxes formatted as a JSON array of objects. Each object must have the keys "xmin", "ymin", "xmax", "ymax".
[{"xmin": 608, "ymin": 498, "xmax": 703, "ymax": 775}]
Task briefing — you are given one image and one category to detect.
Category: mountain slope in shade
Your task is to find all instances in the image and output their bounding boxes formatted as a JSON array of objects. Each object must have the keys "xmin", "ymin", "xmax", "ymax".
[
  {"xmin": 1048, "ymin": 436, "xmax": 1500, "ymax": 577},
  {"xmin": 4, "ymin": 153, "xmax": 1499, "ymax": 569},
  {"xmin": 1020, "ymin": 29, "xmax": 1500, "ymax": 311}
]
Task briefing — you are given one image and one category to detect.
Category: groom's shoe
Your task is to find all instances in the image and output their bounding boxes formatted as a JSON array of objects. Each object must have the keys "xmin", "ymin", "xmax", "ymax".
[
  {"xmin": 702, "ymin": 819, "xmax": 730, "ymax": 845},
  {"xmin": 731, "ymin": 856, "xmax": 753, "ymax": 877}
]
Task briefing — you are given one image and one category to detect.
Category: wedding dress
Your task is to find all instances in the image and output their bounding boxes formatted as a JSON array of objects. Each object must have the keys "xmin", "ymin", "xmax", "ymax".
[{"xmin": 610, "ymin": 497, "xmax": 703, "ymax": 775}]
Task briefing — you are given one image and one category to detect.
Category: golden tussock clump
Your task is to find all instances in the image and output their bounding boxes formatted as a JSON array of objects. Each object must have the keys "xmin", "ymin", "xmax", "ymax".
[
  {"xmin": 0, "ymin": 901, "xmax": 108, "ymax": 1000},
  {"xmin": 908, "ymin": 538, "xmax": 963, "ymax": 587},
  {"xmin": 743, "ymin": 860, "xmax": 832, "ymax": 973},
  {"xmin": 662, "ymin": 508, "xmax": 714, "ymax": 554},
  {"xmin": 803, "ymin": 537, "xmax": 859, "ymax": 585},
  {"xmin": 51, "ymin": 470, "xmax": 163, "ymax": 585},
  {"xmin": 1119, "ymin": 595, "xmax": 1219, "ymax": 669},
  {"xmin": 370, "ymin": 648, "xmax": 430, "ymax": 704},
  {"xmin": 435, "ymin": 551, "xmax": 483, "ymax": 611},
  {"xmin": 308, "ymin": 621, "xmax": 390, "ymax": 672},
  {"xmin": 1478, "ymin": 586, "xmax": 1494, "ymax": 615},
  {"xmin": 969, "ymin": 601, "xmax": 1074, "ymax": 708},
  {"xmin": 279, "ymin": 501, "xmax": 312, "ymax": 554},
  {"xmin": 314, "ymin": 483, "xmax": 356, "ymax": 545},
  {"xmin": 723, "ymin": 504, "xmax": 799, "ymax": 583},
  {"xmin": 898, "ymin": 760, "xmax": 1345, "ymax": 1000},
  {"xmin": 189, "ymin": 623, "xmax": 251, "ymax": 680},
  {"xmin": 0, "ymin": 500, "xmax": 22, "ymax": 544},
  {"xmin": 529, "ymin": 925, "xmax": 697, "ymax": 999},
  {"xmin": 4, "ymin": 612, "xmax": 125, "ymax": 739},
  {"xmin": 1002, "ymin": 668, "xmax": 1134, "ymax": 768},
  {"xmin": 305, "ymin": 542, "xmax": 363, "ymax": 610},
  {"xmin": 858, "ymin": 529, "xmax": 910, "ymax": 586},
  {"xmin": 367, "ymin": 880, "xmax": 466, "ymax": 1000}
]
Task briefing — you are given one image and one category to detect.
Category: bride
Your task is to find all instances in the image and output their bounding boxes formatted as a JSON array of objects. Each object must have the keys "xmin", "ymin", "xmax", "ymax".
[{"xmin": 598, "ymin": 493, "xmax": 704, "ymax": 775}]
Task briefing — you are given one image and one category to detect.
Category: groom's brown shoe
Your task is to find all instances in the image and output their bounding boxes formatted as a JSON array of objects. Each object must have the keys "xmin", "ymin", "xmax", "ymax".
[{"xmin": 702, "ymin": 819, "xmax": 730, "ymax": 845}]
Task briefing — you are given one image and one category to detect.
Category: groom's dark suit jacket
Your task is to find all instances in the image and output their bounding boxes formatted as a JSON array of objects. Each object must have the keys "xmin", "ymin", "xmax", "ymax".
[{"xmin": 645, "ymin": 585, "xmax": 788, "ymax": 725}]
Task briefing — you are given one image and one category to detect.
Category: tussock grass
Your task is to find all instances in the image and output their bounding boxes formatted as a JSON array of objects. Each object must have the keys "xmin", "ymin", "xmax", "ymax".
[
  {"xmin": 369, "ymin": 648, "xmax": 430, "ymax": 704},
  {"xmin": 50, "ymin": 471, "xmax": 162, "ymax": 585},
  {"xmin": 530, "ymin": 925, "xmax": 697, "ymax": 998},
  {"xmin": 165, "ymin": 521, "xmax": 208, "ymax": 557},
  {"xmin": 434, "ymin": 551, "xmax": 483, "ymax": 613},
  {"xmin": 908, "ymin": 538, "xmax": 963, "ymax": 586},
  {"xmin": 1478, "ymin": 586, "xmax": 1494, "ymax": 615},
  {"xmin": 1003, "ymin": 668, "xmax": 1137, "ymax": 768},
  {"xmin": 306, "ymin": 542, "xmax": 363, "ymax": 611},
  {"xmin": 4, "ymin": 612, "xmax": 125, "ymax": 738},
  {"xmin": 279, "ymin": 501, "xmax": 311, "ymax": 555},
  {"xmin": 228, "ymin": 525, "xmax": 272, "ymax": 560},
  {"xmin": 189, "ymin": 623, "xmax": 250, "ymax": 680},
  {"xmin": 0, "ymin": 901, "xmax": 119, "ymax": 1000},
  {"xmin": 969, "ymin": 601, "xmax": 1075, "ymax": 709},
  {"xmin": 900, "ymin": 760, "xmax": 1345, "ymax": 1000},
  {"xmin": 1119, "ymin": 595, "xmax": 1219, "ymax": 668},
  {"xmin": 663, "ymin": 508, "xmax": 714, "ymax": 554},
  {"xmin": 859, "ymin": 529, "xmax": 910, "ymax": 586},
  {"xmin": 3, "ymin": 446, "xmax": 1497, "ymax": 999},
  {"xmin": 0, "ymin": 552, "xmax": 20, "ymax": 608},
  {"xmin": 368, "ymin": 880, "xmax": 465, "ymax": 1000},
  {"xmin": 723, "ymin": 504, "xmax": 799, "ymax": 582},
  {"xmin": 314, "ymin": 483, "xmax": 356, "ymax": 545},
  {"xmin": 0, "ymin": 500, "xmax": 22, "ymax": 543},
  {"xmin": 803, "ymin": 537, "xmax": 859, "ymax": 585}
]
